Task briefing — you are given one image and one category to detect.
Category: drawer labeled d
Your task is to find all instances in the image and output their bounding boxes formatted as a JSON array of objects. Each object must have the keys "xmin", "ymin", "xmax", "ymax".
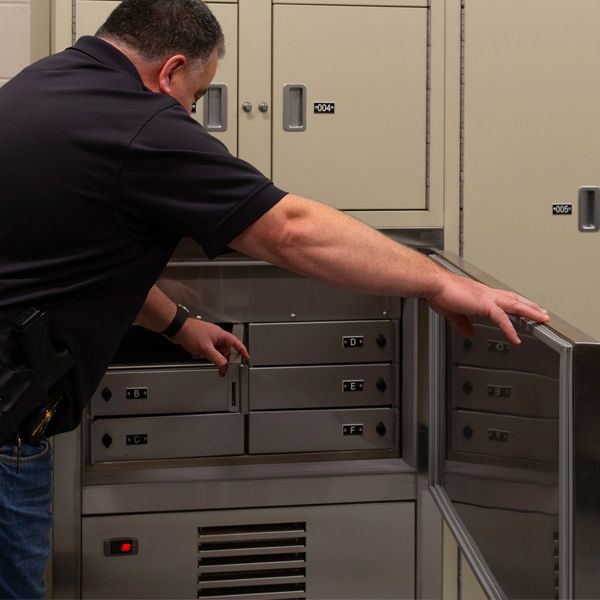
[{"xmin": 249, "ymin": 321, "xmax": 396, "ymax": 366}]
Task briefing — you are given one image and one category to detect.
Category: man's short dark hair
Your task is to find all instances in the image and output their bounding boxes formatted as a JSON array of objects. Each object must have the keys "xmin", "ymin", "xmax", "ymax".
[{"xmin": 96, "ymin": 0, "xmax": 224, "ymax": 64}]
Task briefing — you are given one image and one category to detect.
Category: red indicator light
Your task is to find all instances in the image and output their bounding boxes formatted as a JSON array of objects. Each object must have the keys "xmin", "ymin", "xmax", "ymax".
[{"xmin": 105, "ymin": 538, "xmax": 138, "ymax": 556}]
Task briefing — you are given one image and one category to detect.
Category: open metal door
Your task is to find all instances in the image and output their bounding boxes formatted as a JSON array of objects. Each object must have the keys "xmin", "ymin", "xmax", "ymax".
[{"xmin": 426, "ymin": 251, "xmax": 600, "ymax": 599}]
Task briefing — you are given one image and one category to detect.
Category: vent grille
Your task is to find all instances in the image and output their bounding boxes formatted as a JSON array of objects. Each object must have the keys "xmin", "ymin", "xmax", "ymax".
[{"xmin": 197, "ymin": 522, "xmax": 306, "ymax": 600}]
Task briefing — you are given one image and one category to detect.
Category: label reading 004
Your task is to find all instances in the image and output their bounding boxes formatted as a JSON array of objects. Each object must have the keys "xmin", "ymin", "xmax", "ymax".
[{"xmin": 314, "ymin": 102, "xmax": 335, "ymax": 114}]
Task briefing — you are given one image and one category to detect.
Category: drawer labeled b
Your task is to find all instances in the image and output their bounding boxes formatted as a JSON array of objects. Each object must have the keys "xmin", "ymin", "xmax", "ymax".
[{"xmin": 90, "ymin": 366, "xmax": 237, "ymax": 417}]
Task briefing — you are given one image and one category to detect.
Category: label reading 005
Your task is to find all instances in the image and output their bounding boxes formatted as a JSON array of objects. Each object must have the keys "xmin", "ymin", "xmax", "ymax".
[{"xmin": 552, "ymin": 204, "xmax": 572, "ymax": 215}]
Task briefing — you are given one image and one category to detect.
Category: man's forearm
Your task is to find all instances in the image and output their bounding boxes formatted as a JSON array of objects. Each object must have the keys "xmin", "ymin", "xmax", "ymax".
[
  {"xmin": 135, "ymin": 285, "xmax": 177, "ymax": 332},
  {"xmin": 231, "ymin": 194, "xmax": 446, "ymax": 299}
]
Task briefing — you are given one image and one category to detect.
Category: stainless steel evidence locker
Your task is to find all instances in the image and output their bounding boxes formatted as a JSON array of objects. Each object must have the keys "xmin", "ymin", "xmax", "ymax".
[{"xmin": 51, "ymin": 249, "xmax": 600, "ymax": 599}]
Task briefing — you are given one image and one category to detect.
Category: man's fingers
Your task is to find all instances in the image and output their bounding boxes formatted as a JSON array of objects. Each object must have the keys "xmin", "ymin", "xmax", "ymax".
[
  {"xmin": 202, "ymin": 345, "xmax": 228, "ymax": 371},
  {"xmin": 488, "ymin": 304, "xmax": 521, "ymax": 345},
  {"xmin": 498, "ymin": 292, "xmax": 549, "ymax": 323},
  {"xmin": 224, "ymin": 333, "xmax": 250, "ymax": 360}
]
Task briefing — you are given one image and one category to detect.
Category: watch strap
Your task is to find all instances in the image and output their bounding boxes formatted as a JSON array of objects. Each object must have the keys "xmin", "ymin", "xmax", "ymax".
[{"xmin": 161, "ymin": 304, "xmax": 190, "ymax": 339}]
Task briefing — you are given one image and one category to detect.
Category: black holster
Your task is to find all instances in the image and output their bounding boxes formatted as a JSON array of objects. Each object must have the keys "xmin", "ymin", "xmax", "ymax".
[{"xmin": 0, "ymin": 308, "xmax": 74, "ymax": 445}]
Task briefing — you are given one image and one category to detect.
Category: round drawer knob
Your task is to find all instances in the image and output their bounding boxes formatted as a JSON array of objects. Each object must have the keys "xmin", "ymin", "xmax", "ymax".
[
  {"xmin": 462, "ymin": 381, "xmax": 473, "ymax": 395},
  {"xmin": 258, "ymin": 102, "xmax": 269, "ymax": 113},
  {"xmin": 463, "ymin": 338, "xmax": 473, "ymax": 351},
  {"xmin": 462, "ymin": 425, "xmax": 474, "ymax": 440},
  {"xmin": 376, "ymin": 378, "xmax": 387, "ymax": 392},
  {"xmin": 101, "ymin": 387, "xmax": 112, "ymax": 402},
  {"xmin": 376, "ymin": 334, "xmax": 387, "ymax": 348},
  {"xmin": 241, "ymin": 101, "xmax": 253, "ymax": 113},
  {"xmin": 376, "ymin": 422, "xmax": 387, "ymax": 436},
  {"xmin": 101, "ymin": 433, "xmax": 113, "ymax": 448}
]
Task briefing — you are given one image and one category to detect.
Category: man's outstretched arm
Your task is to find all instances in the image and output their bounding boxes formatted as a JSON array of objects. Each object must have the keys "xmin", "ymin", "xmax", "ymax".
[{"xmin": 231, "ymin": 194, "xmax": 549, "ymax": 344}]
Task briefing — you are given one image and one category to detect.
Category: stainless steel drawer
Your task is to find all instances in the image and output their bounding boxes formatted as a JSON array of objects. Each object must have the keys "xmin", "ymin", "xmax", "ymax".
[
  {"xmin": 248, "ymin": 321, "xmax": 396, "ymax": 366},
  {"xmin": 90, "ymin": 414, "xmax": 244, "ymax": 462},
  {"xmin": 450, "ymin": 410, "xmax": 558, "ymax": 464},
  {"xmin": 90, "ymin": 366, "xmax": 237, "ymax": 417},
  {"xmin": 450, "ymin": 324, "xmax": 559, "ymax": 377},
  {"xmin": 450, "ymin": 366, "xmax": 558, "ymax": 418},
  {"xmin": 249, "ymin": 364, "xmax": 396, "ymax": 410},
  {"xmin": 248, "ymin": 409, "xmax": 396, "ymax": 454}
]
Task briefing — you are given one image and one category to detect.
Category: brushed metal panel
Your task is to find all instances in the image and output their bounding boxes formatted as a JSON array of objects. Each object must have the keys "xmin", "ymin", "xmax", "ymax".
[
  {"xmin": 90, "ymin": 414, "xmax": 244, "ymax": 462},
  {"xmin": 450, "ymin": 323, "xmax": 559, "ymax": 377},
  {"xmin": 451, "ymin": 411, "xmax": 558, "ymax": 464},
  {"xmin": 248, "ymin": 363, "xmax": 395, "ymax": 410},
  {"xmin": 450, "ymin": 366, "xmax": 558, "ymax": 418},
  {"xmin": 81, "ymin": 502, "xmax": 414, "ymax": 599},
  {"xmin": 90, "ymin": 367, "xmax": 233, "ymax": 416},
  {"xmin": 249, "ymin": 320, "xmax": 396, "ymax": 366},
  {"xmin": 454, "ymin": 503, "xmax": 557, "ymax": 600},
  {"xmin": 248, "ymin": 408, "xmax": 395, "ymax": 454}
]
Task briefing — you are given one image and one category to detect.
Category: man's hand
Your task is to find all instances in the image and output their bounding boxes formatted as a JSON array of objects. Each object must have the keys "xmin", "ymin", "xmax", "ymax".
[
  {"xmin": 172, "ymin": 318, "xmax": 249, "ymax": 376},
  {"xmin": 427, "ymin": 271, "xmax": 549, "ymax": 345}
]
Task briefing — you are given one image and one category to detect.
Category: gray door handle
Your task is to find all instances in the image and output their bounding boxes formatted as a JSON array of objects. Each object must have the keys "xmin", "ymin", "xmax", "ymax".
[
  {"xmin": 578, "ymin": 186, "xmax": 600, "ymax": 232},
  {"xmin": 283, "ymin": 84, "xmax": 307, "ymax": 131},
  {"xmin": 203, "ymin": 84, "xmax": 228, "ymax": 132}
]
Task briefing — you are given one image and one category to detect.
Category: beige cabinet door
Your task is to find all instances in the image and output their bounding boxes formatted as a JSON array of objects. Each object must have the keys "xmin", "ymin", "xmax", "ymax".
[
  {"xmin": 462, "ymin": 0, "xmax": 600, "ymax": 339},
  {"xmin": 75, "ymin": 1, "xmax": 238, "ymax": 153},
  {"xmin": 272, "ymin": 4, "xmax": 427, "ymax": 211}
]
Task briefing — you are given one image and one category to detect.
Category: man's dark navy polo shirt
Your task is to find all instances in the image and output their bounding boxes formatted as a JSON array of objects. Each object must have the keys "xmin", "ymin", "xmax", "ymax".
[{"xmin": 0, "ymin": 36, "xmax": 286, "ymax": 434}]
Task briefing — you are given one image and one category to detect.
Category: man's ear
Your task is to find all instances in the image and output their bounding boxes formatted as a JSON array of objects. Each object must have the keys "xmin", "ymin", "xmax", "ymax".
[{"xmin": 157, "ymin": 55, "xmax": 187, "ymax": 95}]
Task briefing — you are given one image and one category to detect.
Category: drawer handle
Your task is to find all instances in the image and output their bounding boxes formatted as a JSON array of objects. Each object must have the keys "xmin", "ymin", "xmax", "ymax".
[
  {"xmin": 376, "ymin": 378, "xmax": 387, "ymax": 392},
  {"xmin": 376, "ymin": 422, "xmax": 387, "ymax": 436},
  {"xmin": 462, "ymin": 425, "xmax": 473, "ymax": 440},
  {"xmin": 462, "ymin": 381, "xmax": 473, "ymax": 395},
  {"xmin": 101, "ymin": 433, "xmax": 113, "ymax": 448},
  {"xmin": 101, "ymin": 387, "xmax": 112, "ymax": 402}
]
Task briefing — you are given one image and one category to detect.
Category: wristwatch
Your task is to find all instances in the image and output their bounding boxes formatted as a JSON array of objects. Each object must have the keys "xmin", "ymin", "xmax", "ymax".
[{"xmin": 161, "ymin": 304, "xmax": 190, "ymax": 339}]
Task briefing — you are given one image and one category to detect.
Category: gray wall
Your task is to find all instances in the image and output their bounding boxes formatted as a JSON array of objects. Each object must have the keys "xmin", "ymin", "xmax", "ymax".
[{"xmin": 0, "ymin": 0, "xmax": 31, "ymax": 86}]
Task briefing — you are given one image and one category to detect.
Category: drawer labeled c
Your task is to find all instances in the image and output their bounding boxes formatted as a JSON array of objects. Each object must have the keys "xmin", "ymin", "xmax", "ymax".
[{"xmin": 90, "ymin": 414, "xmax": 244, "ymax": 463}]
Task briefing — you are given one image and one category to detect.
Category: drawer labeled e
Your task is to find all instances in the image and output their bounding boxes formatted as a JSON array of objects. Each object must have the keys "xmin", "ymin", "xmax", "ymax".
[
  {"xmin": 90, "ymin": 414, "xmax": 244, "ymax": 463},
  {"xmin": 249, "ymin": 320, "xmax": 396, "ymax": 366},
  {"xmin": 249, "ymin": 364, "xmax": 396, "ymax": 410},
  {"xmin": 248, "ymin": 408, "xmax": 396, "ymax": 454},
  {"xmin": 450, "ymin": 324, "xmax": 559, "ymax": 377},
  {"xmin": 450, "ymin": 410, "xmax": 558, "ymax": 464},
  {"xmin": 90, "ymin": 367, "xmax": 237, "ymax": 417},
  {"xmin": 450, "ymin": 366, "xmax": 558, "ymax": 418}
]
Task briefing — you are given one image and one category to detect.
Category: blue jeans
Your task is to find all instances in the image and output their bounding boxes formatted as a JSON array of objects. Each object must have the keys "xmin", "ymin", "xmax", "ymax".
[{"xmin": 0, "ymin": 439, "xmax": 52, "ymax": 600}]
